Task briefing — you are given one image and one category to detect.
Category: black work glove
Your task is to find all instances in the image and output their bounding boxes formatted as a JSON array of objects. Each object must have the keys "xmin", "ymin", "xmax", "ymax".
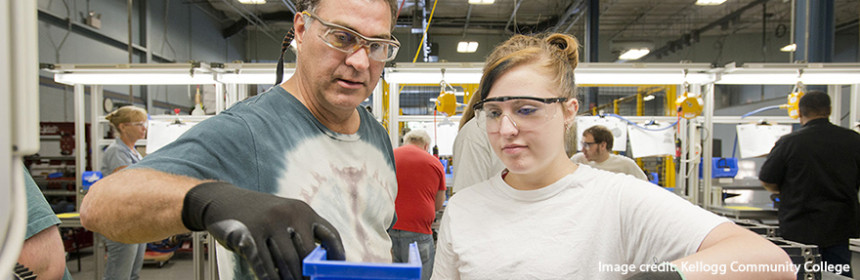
[
  {"xmin": 182, "ymin": 182, "xmax": 345, "ymax": 280},
  {"xmin": 627, "ymin": 270, "xmax": 684, "ymax": 280}
]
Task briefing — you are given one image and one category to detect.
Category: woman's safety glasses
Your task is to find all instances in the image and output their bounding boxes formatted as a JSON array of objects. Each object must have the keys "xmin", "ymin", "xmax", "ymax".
[
  {"xmin": 126, "ymin": 121, "xmax": 148, "ymax": 128},
  {"xmin": 301, "ymin": 11, "xmax": 400, "ymax": 62},
  {"xmin": 473, "ymin": 96, "xmax": 567, "ymax": 132}
]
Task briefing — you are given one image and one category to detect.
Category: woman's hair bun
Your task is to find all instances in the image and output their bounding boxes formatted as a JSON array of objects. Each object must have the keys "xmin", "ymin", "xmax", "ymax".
[{"xmin": 545, "ymin": 33, "xmax": 580, "ymax": 68}]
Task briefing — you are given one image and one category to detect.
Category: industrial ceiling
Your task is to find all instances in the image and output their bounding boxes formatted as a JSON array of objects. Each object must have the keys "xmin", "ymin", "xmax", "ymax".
[{"xmin": 205, "ymin": 0, "xmax": 857, "ymax": 39}]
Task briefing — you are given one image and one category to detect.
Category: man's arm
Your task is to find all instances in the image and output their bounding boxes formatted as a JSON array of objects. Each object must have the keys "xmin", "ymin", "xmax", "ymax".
[
  {"xmin": 760, "ymin": 181, "xmax": 779, "ymax": 194},
  {"xmin": 435, "ymin": 190, "xmax": 446, "ymax": 212},
  {"xmin": 17, "ymin": 225, "xmax": 66, "ymax": 280},
  {"xmin": 80, "ymin": 168, "xmax": 203, "ymax": 243},
  {"xmin": 671, "ymin": 222, "xmax": 794, "ymax": 280}
]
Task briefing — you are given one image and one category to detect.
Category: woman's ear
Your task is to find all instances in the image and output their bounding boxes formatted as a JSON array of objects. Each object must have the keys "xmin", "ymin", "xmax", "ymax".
[{"xmin": 563, "ymin": 98, "xmax": 579, "ymax": 124}]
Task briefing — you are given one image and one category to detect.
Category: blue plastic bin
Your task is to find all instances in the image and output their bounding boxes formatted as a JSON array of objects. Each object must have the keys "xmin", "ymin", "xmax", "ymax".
[
  {"xmin": 698, "ymin": 157, "xmax": 739, "ymax": 179},
  {"xmin": 303, "ymin": 242, "xmax": 421, "ymax": 280},
  {"xmin": 81, "ymin": 171, "xmax": 103, "ymax": 191}
]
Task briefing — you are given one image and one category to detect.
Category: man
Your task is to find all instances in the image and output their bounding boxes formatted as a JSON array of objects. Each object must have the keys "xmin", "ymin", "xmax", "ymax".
[
  {"xmin": 19, "ymin": 165, "xmax": 72, "ymax": 280},
  {"xmin": 391, "ymin": 130, "xmax": 446, "ymax": 280},
  {"xmin": 759, "ymin": 91, "xmax": 860, "ymax": 278},
  {"xmin": 80, "ymin": 0, "xmax": 400, "ymax": 279},
  {"xmin": 570, "ymin": 125, "xmax": 648, "ymax": 180}
]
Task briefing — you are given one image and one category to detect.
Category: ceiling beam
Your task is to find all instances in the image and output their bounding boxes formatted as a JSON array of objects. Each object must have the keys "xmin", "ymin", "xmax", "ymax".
[
  {"xmin": 221, "ymin": 11, "xmax": 293, "ymax": 38},
  {"xmin": 462, "ymin": 4, "xmax": 473, "ymax": 37},
  {"xmin": 552, "ymin": 0, "xmax": 586, "ymax": 33},
  {"xmin": 645, "ymin": 0, "xmax": 771, "ymax": 60}
]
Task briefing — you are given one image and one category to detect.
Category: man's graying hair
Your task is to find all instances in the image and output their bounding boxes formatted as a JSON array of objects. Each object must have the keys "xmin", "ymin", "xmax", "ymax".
[
  {"xmin": 296, "ymin": 0, "xmax": 399, "ymax": 30},
  {"xmin": 275, "ymin": 0, "xmax": 399, "ymax": 86}
]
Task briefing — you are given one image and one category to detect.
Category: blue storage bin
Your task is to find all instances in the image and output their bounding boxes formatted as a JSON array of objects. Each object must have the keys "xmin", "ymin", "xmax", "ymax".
[
  {"xmin": 303, "ymin": 242, "xmax": 421, "ymax": 280},
  {"xmin": 698, "ymin": 157, "xmax": 739, "ymax": 178},
  {"xmin": 81, "ymin": 171, "xmax": 103, "ymax": 191}
]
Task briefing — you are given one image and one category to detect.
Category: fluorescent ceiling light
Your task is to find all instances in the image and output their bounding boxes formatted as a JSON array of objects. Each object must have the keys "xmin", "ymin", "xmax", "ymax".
[
  {"xmin": 55, "ymin": 73, "xmax": 217, "ymax": 85},
  {"xmin": 457, "ymin": 41, "xmax": 479, "ymax": 53},
  {"xmin": 237, "ymin": 0, "xmax": 267, "ymax": 4},
  {"xmin": 716, "ymin": 63, "xmax": 860, "ymax": 85},
  {"xmin": 576, "ymin": 72, "xmax": 713, "ymax": 85},
  {"xmin": 780, "ymin": 43, "xmax": 796, "ymax": 52},
  {"xmin": 643, "ymin": 95, "xmax": 655, "ymax": 101},
  {"xmin": 388, "ymin": 62, "xmax": 715, "ymax": 85},
  {"xmin": 619, "ymin": 48, "xmax": 650, "ymax": 60},
  {"xmin": 50, "ymin": 63, "xmax": 218, "ymax": 85},
  {"xmin": 214, "ymin": 63, "xmax": 294, "ymax": 85},
  {"xmin": 468, "ymin": 0, "xmax": 494, "ymax": 4},
  {"xmin": 695, "ymin": 0, "xmax": 727, "ymax": 5}
]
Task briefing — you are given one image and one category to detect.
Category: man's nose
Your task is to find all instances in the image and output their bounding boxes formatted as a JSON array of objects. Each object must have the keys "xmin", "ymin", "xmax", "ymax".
[{"xmin": 345, "ymin": 45, "xmax": 371, "ymax": 71}]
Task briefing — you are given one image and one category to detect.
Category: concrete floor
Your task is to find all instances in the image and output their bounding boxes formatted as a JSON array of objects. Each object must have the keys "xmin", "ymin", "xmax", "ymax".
[{"xmin": 66, "ymin": 248, "xmax": 214, "ymax": 280}]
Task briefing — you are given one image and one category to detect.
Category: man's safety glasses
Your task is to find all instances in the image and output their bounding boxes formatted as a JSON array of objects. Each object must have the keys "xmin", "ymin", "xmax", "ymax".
[
  {"xmin": 473, "ymin": 96, "xmax": 567, "ymax": 132},
  {"xmin": 301, "ymin": 11, "xmax": 400, "ymax": 62},
  {"xmin": 580, "ymin": 141, "xmax": 597, "ymax": 149}
]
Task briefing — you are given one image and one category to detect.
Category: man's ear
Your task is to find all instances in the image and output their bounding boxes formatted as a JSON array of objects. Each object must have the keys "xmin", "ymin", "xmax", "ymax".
[{"xmin": 293, "ymin": 12, "xmax": 307, "ymax": 48}]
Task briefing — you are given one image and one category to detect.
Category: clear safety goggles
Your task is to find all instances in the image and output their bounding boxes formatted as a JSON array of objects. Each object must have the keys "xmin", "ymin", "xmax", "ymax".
[
  {"xmin": 473, "ymin": 96, "xmax": 567, "ymax": 132},
  {"xmin": 301, "ymin": 10, "xmax": 400, "ymax": 62},
  {"xmin": 126, "ymin": 121, "xmax": 148, "ymax": 128}
]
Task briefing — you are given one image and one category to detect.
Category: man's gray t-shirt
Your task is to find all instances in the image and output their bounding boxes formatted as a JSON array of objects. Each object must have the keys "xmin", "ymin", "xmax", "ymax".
[{"xmin": 133, "ymin": 86, "xmax": 397, "ymax": 279}]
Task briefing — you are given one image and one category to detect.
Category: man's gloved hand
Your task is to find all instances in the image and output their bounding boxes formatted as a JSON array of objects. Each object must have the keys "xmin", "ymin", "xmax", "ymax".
[{"xmin": 182, "ymin": 182, "xmax": 345, "ymax": 280}]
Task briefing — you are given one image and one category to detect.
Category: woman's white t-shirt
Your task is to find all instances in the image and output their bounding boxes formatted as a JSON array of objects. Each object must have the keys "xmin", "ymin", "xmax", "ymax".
[{"xmin": 432, "ymin": 165, "xmax": 727, "ymax": 280}]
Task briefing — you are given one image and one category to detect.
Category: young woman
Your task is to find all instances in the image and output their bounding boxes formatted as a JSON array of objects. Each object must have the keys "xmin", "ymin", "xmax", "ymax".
[{"xmin": 431, "ymin": 33, "xmax": 794, "ymax": 280}]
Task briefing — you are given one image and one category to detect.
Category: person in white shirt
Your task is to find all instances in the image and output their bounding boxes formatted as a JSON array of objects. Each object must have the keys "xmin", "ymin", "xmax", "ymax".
[
  {"xmin": 570, "ymin": 125, "xmax": 648, "ymax": 180},
  {"xmin": 431, "ymin": 32, "xmax": 794, "ymax": 280},
  {"xmin": 452, "ymin": 96, "xmax": 505, "ymax": 192}
]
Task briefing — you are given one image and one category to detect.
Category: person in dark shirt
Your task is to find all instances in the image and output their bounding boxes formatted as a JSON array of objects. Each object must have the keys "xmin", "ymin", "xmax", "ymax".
[{"xmin": 759, "ymin": 91, "xmax": 860, "ymax": 277}]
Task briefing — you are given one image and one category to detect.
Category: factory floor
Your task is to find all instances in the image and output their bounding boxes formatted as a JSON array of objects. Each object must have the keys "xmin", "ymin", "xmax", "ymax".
[{"xmin": 66, "ymin": 248, "xmax": 215, "ymax": 280}]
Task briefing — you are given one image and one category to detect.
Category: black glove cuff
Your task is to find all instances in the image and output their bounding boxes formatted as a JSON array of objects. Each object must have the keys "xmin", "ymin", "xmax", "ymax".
[{"xmin": 182, "ymin": 182, "xmax": 234, "ymax": 231}]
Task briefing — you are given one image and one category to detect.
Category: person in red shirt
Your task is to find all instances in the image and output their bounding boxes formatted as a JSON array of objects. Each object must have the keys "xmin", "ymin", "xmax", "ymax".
[{"xmin": 391, "ymin": 129, "xmax": 447, "ymax": 280}]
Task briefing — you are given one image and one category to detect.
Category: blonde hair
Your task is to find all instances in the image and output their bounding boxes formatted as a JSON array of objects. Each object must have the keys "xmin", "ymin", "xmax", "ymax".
[
  {"xmin": 106, "ymin": 106, "xmax": 147, "ymax": 133},
  {"xmin": 460, "ymin": 33, "xmax": 579, "ymax": 129},
  {"xmin": 403, "ymin": 129, "xmax": 431, "ymax": 147},
  {"xmin": 477, "ymin": 33, "xmax": 580, "ymax": 104}
]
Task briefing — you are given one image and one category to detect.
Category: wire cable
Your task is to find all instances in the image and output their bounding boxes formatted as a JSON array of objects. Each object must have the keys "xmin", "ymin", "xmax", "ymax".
[
  {"xmin": 740, "ymin": 105, "xmax": 783, "ymax": 119},
  {"xmin": 410, "ymin": 0, "xmax": 439, "ymax": 64},
  {"xmin": 602, "ymin": 113, "xmax": 679, "ymax": 131},
  {"xmin": 396, "ymin": 0, "xmax": 407, "ymax": 18}
]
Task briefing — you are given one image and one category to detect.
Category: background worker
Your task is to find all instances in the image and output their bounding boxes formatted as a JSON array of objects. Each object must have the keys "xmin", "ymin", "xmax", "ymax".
[
  {"xmin": 452, "ymin": 95, "xmax": 505, "ymax": 192},
  {"xmin": 391, "ymin": 129, "xmax": 446, "ymax": 280},
  {"xmin": 759, "ymin": 91, "xmax": 860, "ymax": 278},
  {"xmin": 101, "ymin": 106, "xmax": 148, "ymax": 280},
  {"xmin": 570, "ymin": 125, "xmax": 647, "ymax": 180},
  {"xmin": 80, "ymin": 0, "xmax": 401, "ymax": 279}
]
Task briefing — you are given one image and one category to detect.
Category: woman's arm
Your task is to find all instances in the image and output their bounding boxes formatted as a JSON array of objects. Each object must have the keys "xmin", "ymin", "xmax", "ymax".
[{"xmin": 671, "ymin": 222, "xmax": 795, "ymax": 280}]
